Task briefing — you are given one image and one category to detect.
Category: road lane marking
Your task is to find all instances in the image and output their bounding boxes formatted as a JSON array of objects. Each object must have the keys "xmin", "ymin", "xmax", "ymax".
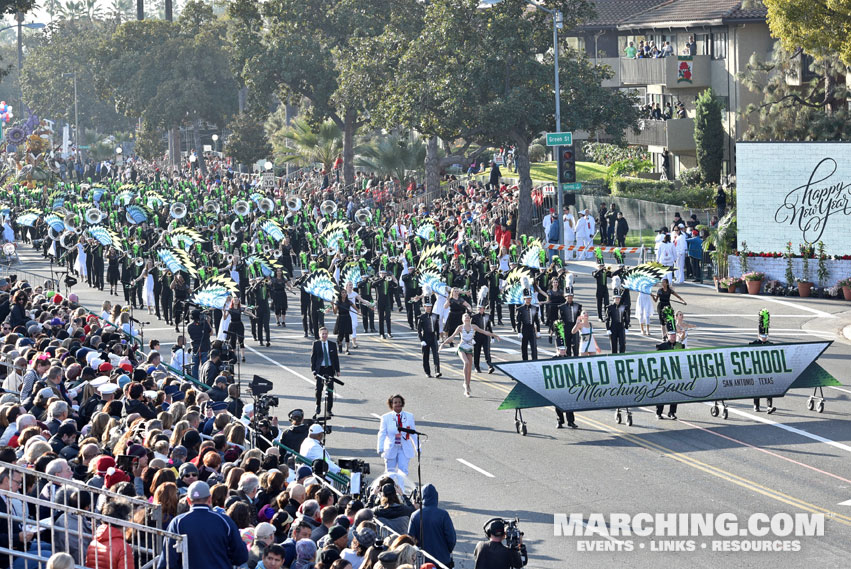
[
  {"xmin": 839, "ymin": 499, "xmax": 851, "ymax": 506},
  {"xmin": 718, "ymin": 404, "xmax": 851, "ymax": 454},
  {"xmin": 456, "ymin": 458, "xmax": 495, "ymax": 478},
  {"xmin": 244, "ymin": 345, "xmax": 315, "ymax": 386},
  {"xmin": 370, "ymin": 413, "xmax": 382, "ymax": 420},
  {"xmin": 576, "ymin": 413, "xmax": 851, "ymax": 526}
]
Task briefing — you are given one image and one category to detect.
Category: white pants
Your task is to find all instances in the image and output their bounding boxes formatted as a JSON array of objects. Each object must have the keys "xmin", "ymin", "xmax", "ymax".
[
  {"xmin": 675, "ymin": 254, "xmax": 686, "ymax": 283},
  {"xmin": 580, "ymin": 237, "xmax": 593, "ymax": 258},
  {"xmin": 350, "ymin": 311, "xmax": 359, "ymax": 338},
  {"xmin": 384, "ymin": 449, "xmax": 412, "ymax": 476}
]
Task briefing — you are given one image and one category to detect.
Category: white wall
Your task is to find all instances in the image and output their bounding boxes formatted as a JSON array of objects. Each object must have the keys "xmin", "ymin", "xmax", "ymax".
[{"xmin": 736, "ymin": 142, "xmax": 851, "ymax": 256}]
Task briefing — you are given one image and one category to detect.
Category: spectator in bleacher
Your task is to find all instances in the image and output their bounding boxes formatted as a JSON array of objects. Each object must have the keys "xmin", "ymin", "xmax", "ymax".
[
  {"xmin": 86, "ymin": 500, "xmax": 133, "ymax": 569},
  {"xmin": 624, "ymin": 41, "xmax": 637, "ymax": 58}
]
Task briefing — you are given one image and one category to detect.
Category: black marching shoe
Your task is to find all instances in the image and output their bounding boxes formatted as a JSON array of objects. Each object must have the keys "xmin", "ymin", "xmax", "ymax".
[
  {"xmin": 488, "ymin": 366, "xmax": 495, "ymax": 374},
  {"xmin": 435, "ymin": 372, "xmax": 442, "ymax": 378},
  {"xmin": 568, "ymin": 422, "xmax": 578, "ymax": 429}
]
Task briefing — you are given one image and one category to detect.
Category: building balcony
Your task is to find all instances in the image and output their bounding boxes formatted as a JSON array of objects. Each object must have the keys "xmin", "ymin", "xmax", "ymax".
[
  {"xmin": 625, "ymin": 118, "xmax": 695, "ymax": 153},
  {"xmin": 619, "ymin": 55, "xmax": 710, "ymax": 89}
]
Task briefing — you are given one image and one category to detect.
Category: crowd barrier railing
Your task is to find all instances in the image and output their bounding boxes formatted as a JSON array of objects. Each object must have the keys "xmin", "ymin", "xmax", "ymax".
[
  {"xmin": 372, "ymin": 518, "xmax": 452, "ymax": 569},
  {"xmin": 0, "ymin": 462, "xmax": 187, "ymax": 569}
]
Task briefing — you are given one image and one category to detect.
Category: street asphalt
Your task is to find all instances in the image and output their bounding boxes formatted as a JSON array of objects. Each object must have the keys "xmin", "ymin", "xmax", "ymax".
[{"xmin": 10, "ymin": 247, "xmax": 851, "ymax": 569}]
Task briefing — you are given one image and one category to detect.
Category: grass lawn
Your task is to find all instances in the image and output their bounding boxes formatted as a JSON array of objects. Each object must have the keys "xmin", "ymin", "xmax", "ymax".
[{"xmin": 476, "ymin": 161, "xmax": 608, "ymax": 184}]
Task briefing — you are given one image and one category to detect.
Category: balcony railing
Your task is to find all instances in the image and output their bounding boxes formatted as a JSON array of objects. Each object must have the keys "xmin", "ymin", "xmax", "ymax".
[
  {"xmin": 620, "ymin": 55, "xmax": 710, "ymax": 88},
  {"xmin": 626, "ymin": 118, "xmax": 696, "ymax": 152}
]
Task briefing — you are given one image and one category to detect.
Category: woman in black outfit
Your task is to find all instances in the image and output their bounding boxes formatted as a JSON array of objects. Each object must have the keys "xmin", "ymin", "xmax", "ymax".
[
  {"xmin": 651, "ymin": 278, "xmax": 686, "ymax": 338},
  {"xmin": 537, "ymin": 277, "xmax": 565, "ymax": 340},
  {"xmin": 330, "ymin": 288, "xmax": 357, "ymax": 354},
  {"xmin": 270, "ymin": 268, "xmax": 288, "ymax": 327},
  {"xmin": 226, "ymin": 296, "xmax": 254, "ymax": 362},
  {"xmin": 443, "ymin": 287, "xmax": 472, "ymax": 344},
  {"xmin": 106, "ymin": 247, "xmax": 121, "ymax": 295},
  {"xmin": 9, "ymin": 291, "xmax": 28, "ymax": 330}
]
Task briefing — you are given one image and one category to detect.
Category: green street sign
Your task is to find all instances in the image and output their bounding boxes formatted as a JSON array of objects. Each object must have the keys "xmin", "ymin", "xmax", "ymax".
[
  {"xmin": 562, "ymin": 182, "xmax": 581, "ymax": 191},
  {"xmin": 546, "ymin": 132, "xmax": 573, "ymax": 146},
  {"xmin": 78, "ymin": 145, "xmax": 90, "ymax": 149}
]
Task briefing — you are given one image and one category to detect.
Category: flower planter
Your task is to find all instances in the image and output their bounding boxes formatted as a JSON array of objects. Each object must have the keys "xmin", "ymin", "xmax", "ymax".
[
  {"xmin": 727, "ymin": 284, "xmax": 737, "ymax": 293},
  {"xmin": 746, "ymin": 280, "xmax": 763, "ymax": 295},
  {"xmin": 843, "ymin": 286, "xmax": 851, "ymax": 301},
  {"xmin": 797, "ymin": 282, "xmax": 813, "ymax": 298},
  {"xmin": 714, "ymin": 278, "xmax": 726, "ymax": 292}
]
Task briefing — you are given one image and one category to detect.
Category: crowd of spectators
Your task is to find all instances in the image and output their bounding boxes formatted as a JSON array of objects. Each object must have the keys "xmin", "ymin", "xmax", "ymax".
[{"xmin": 0, "ymin": 275, "xmax": 457, "ymax": 569}]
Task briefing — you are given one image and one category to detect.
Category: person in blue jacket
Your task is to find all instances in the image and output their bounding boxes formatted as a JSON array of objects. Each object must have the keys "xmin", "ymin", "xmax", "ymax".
[
  {"xmin": 407, "ymin": 484, "xmax": 456, "ymax": 567},
  {"xmin": 158, "ymin": 481, "xmax": 248, "ymax": 569}
]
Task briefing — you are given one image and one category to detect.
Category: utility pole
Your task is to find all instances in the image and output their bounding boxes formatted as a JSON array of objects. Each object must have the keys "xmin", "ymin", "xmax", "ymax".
[{"xmin": 137, "ymin": 0, "xmax": 144, "ymax": 21}]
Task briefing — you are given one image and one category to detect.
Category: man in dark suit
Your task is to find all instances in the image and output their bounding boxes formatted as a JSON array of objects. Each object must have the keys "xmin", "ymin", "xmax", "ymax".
[
  {"xmin": 604, "ymin": 292, "xmax": 630, "ymax": 354},
  {"xmin": 310, "ymin": 326, "xmax": 340, "ymax": 418},
  {"xmin": 558, "ymin": 288, "xmax": 581, "ymax": 356},
  {"xmin": 417, "ymin": 299, "xmax": 442, "ymax": 378}
]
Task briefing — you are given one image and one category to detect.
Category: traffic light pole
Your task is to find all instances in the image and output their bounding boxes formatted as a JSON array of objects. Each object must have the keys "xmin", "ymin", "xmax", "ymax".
[{"xmin": 552, "ymin": 9, "xmax": 565, "ymax": 261}]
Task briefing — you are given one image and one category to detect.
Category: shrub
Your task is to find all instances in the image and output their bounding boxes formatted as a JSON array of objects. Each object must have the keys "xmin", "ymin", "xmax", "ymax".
[
  {"xmin": 528, "ymin": 143, "xmax": 547, "ymax": 163},
  {"xmin": 606, "ymin": 158, "xmax": 653, "ymax": 186},
  {"xmin": 678, "ymin": 167, "xmax": 703, "ymax": 185},
  {"xmin": 582, "ymin": 142, "xmax": 649, "ymax": 166},
  {"xmin": 610, "ymin": 178, "xmax": 716, "ymax": 208}
]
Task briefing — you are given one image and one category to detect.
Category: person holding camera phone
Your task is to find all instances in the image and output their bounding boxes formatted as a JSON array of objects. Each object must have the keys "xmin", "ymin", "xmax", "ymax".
[{"xmin": 474, "ymin": 518, "xmax": 527, "ymax": 569}]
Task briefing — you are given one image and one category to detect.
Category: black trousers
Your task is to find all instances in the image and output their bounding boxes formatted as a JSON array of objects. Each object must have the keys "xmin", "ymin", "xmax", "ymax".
[
  {"xmin": 556, "ymin": 408, "xmax": 576, "ymax": 425},
  {"xmin": 421, "ymin": 338, "xmax": 440, "ymax": 375},
  {"xmin": 566, "ymin": 331, "xmax": 580, "ymax": 357},
  {"xmin": 161, "ymin": 293, "xmax": 173, "ymax": 324},
  {"xmin": 173, "ymin": 298, "xmax": 188, "ymax": 326},
  {"xmin": 393, "ymin": 287, "xmax": 403, "ymax": 310},
  {"xmin": 256, "ymin": 310, "xmax": 271, "ymax": 343},
  {"xmin": 361, "ymin": 305, "xmax": 375, "ymax": 332},
  {"xmin": 596, "ymin": 290, "xmax": 609, "ymax": 320},
  {"xmin": 690, "ymin": 257, "xmax": 703, "ymax": 282},
  {"xmin": 656, "ymin": 403, "xmax": 678, "ymax": 416},
  {"xmin": 378, "ymin": 303, "xmax": 392, "ymax": 336},
  {"xmin": 473, "ymin": 337, "xmax": 492, "ymax": 370},
  {"xmin": 315, "ymin": 366, "xmax": 336, "ymax": 413},
  {"xmin": 509, "ymin": 305, "xmax": 517, "ymax": 330},
  {"xmin": 521, "ymin": 327, "xmax": 538, "ymax": 361},
  {"xmin": 489, "ymin": 296, "xmax": 502, "ymax": 324},
  {"xmin": 405, "ymin": 299, "xmax": 421, "ymax": 329},
  {"xmin": 301, "ymin": 299, "xmax": 311, "ymax": 334},
  {"xmin": 609, "ymin": 327, "xmax": 626, "ymax": 353},
  {"xmin": 310, "ymin": 309, "xmax": 324, "ymax": 339}
]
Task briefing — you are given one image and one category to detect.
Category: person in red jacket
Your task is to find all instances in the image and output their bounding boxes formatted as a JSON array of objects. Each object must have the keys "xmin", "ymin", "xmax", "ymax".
[
  {"xmin": 498, "ymin": 223, "xmax": 512, "ymax": 249},
  {"xmin": 86, "ymin": 500, "xmax": 134, "ymax": 569}
]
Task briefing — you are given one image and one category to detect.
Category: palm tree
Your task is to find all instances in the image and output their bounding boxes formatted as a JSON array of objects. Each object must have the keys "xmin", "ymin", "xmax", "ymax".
[
  {"xmin": 355, "ymin": 131, "xmax": 426, "ymax": 182},
  {"xmin": 57, "ymin": 0, "xmax": 88, "ymax": 20},
  {"xmin": 44, "ymin": 0, "xmax": 61, "ymax": 21},
  {"xmin": 266, "ymin": 115, "xmax": 342, "ymax": 172},
  {"xmin": 85, "ymin": 0, "xmax": 105, "ymax": 20},
  {"xmin": 106, "ymin": 0, "xmax": 135, "ymax": 23}
]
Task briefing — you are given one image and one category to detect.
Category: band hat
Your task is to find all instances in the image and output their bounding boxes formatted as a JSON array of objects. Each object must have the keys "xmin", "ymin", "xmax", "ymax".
[{"xmin": 98, "ymin": 383, "xmax": 119, "ymax": 395}]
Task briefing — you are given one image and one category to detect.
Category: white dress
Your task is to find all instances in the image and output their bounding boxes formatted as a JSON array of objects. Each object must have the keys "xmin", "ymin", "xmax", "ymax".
[
  {"xmin": 636, "ymin": 291, "xmax": 654, "ymax": 325},
  {"xmin": 74, "ymin": 242, "xmax": 87, "ymax": 278},
  {"xmin": 143, "ymin": 272, "xmax": 156, "ymax": 309},
  {"xmin": 458, "ymin": 326, "xmax": 475, "ymax": 354},
  {"xmin": 347, "ymin": 290, "xmax": 359, "ymax": 337},
  {"xmin": 579, "ymin": 324, "xmax": 599, "ymax": 353}
]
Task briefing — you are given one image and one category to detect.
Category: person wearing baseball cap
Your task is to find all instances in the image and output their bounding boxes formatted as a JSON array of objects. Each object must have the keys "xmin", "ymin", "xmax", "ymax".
[
  {"xmin": 158, "ymin": 480, "xmax": 248, "ymax": 569},
  {"xmin": 298, "ymin": 424, "xmax": 341, "ymax": 474}
]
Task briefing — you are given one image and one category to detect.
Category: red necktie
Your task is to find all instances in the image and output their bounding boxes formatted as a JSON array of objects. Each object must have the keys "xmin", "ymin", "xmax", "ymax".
[{"xmin": 397, "ymin": 413, "xmax": 409, "ymax": 440}]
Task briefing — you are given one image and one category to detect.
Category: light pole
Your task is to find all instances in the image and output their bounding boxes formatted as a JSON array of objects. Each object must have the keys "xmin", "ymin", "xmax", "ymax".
[
  {"xmin": 62, "ymin": 72, "xmax": 79, "ymax": 161},
  {"xmin": 212, "ymin": 133, "xmax": 219, "ymax": 155},
  {"xmin": 6, "ymin": 19, "xmax": 45, "ymax": 108},
  {"xmin": 479, "ymin": 1, "xmax": 565, "ymax": 256}
]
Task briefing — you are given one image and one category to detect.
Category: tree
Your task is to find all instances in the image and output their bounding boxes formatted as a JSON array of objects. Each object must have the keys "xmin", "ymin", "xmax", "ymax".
[
  {"xmin": 106, "ymin": 0, "xmax": 136, "ymax": 23},
  {"xmin": 21, "ymin": 19, "xmax": 132, "ymax": 134},
  {"xmin": 0, "ymin": 1, "xmax": 37, "ymax": 16},
  {"xmin": 355, "ymin": 131, "xmax": 427, "ymax": 183},
  {"xmin": 223, "ymin": 113, "xmax": 270, "ymax": 168},
  {"xmin": 134, "ymin": 119, "xmax": 167, "ymax": 161},
  {"xmin": 764, "ymin": 0, "xmax": 851, "ymax": 67},
  {"xmin": 97, "ymin": 1, "xmax": 238, "ymax": 174},
  {"xmin": 228, "ymin": 0, "xmax": 402, "ymax": 185},
  {"xmin": 386, "ymin": 0, "xmax": 638, "ymax": 237},
  {"xmin": 266, "ymin": 115, "xmax": 341, "ymax": 171},
  {"xmin": 694, "ymin": 88, "xmax": 724, "ymax": 184},
  {"xmin": 739, "ymin": 45, "xmax": 850, "ymax": 140}
]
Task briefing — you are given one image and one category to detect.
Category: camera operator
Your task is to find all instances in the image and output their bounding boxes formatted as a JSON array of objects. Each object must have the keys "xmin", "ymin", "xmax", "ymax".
[
  {"xmin": 187, "ymin": 309, "xmax": 213, "ymax": 379},
  {"xmin": 280, "ymin": 409, "xmax": 310, "ymax": 451},
  {"xmin": 474, "ymin": 518, "xmax": 527, "ymax": 569}
]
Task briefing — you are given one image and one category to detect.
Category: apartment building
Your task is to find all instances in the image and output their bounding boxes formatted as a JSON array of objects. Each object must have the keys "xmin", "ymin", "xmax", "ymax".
[{"xmin": 568, "ymin": 0, "xmax": 774, "ymax": 180}]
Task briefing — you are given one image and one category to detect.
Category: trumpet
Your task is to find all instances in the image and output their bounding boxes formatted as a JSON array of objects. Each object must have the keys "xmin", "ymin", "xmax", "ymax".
[
  {"xmin": 134, "ymin": 257, "xmax": 145, "ymax": 267},
  {"xmin": 170, "ymin": 202, "xmax": 187, "ymax": 219},
  {"xmin": 258, "ymin": 198, "xmax": 275, "ymax": 214},
  {"xmin": 272, "ymin": 250, "xmax": 283, "ymax": 259},
  {"xmin": 229, "ymin": 234, "xmax": 238, "ymax": 244},
  {"xmin": 226, "ymin": 254, "xmax": 235, "ymax": 264},
  {"xmin": 286, "ymin": 196, "xmax": 302, "ymax": 212},
  {"xmin": 233, "ymin": 200, "xmax": 251, "ymax": 216},
  {"xmin": 320, "ymin": 200, "xmax": 337, "ymax": 216}
]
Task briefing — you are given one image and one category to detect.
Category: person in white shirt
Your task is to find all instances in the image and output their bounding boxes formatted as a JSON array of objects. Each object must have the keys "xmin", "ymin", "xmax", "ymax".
[
  {"xmin": 299, "ymin": 424, "xmax": 341, "ymax": 474},
  {"xmin": 575, "ymin": 212, "xmax": 592, "ymax": 259},
  {"xmin": 541, "ymin": 209, "xmax": 554, "ymax": 236},
  {"xmin": 656, "ymin": 233, "xmax": 676, "ymax": 282},
  {"xmin": 584, "ymin": 209, "xmax": 596, "ymax": 258},
  {"xmin": 170, "ymin": 336, "xmax": 189, "ymax": 374},
  {"xmin": 376, "ymin": 394, "xmax": 418, "ymax": 476},
  {"xmin": 563, "ymin": 209, "xmax": 576, "ymax": 260},
  {"xmin": 1, "ymin": 357, "xmax": 26, "ymax": 394},
  {"xmin": 672, "ymin": 227, "xmax": 688, "ymax": 284}
]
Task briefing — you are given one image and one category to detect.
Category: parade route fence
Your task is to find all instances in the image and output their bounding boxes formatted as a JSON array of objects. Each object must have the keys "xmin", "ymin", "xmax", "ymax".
[{"xmin": 0, "ymin": 462, "xmax": 189, "ymax": 569}]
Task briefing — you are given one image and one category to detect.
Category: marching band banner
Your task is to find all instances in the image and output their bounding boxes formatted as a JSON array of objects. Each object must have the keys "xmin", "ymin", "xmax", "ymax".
[{"xmin": 496, "ymin": 342, "xmax": 839, "ymax": 412}]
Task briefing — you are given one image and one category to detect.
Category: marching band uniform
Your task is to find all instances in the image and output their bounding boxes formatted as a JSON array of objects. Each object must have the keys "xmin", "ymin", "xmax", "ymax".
[
  {"xmin": 375, "ymin": 271, "xmax": 397, "ymax": 338},
  {"xmin": 752, "ymin": 310, "xmax": 776, "ymax": 414},
  {"xmin": 592, "ymin": 263, "xmax": 611, "ymax": 321},
  {"xmin": 517, "ymin": 291, "xmax": 540, "ymax": 361},
  {"xmin": 655, "ymin": 318, "xmax": 684, "ymax": 419},
  {"xmin": 558, "ymin": 291, "xmax": 582, "ymax": 357},
  {"xmin": 471, "ymin": 300, "xmax": 495, "ymax": 374},
  {"xmin": 605, "ymin": 292, "xmax": 629, "ymax": 354},
  {"xmin": 417, "ymin": 300, "xmax": 442, "ymax": 378}
]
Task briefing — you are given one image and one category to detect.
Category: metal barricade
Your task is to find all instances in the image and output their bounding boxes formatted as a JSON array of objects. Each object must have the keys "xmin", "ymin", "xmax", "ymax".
[{"xmin": 0, "ymin": 463, "xmax": 188, "ymax": 569}]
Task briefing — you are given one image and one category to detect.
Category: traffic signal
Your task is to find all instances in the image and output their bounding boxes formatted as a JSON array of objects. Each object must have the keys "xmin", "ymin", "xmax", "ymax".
[{"xmin": 559, "ymin": 145, "xmax": 576, "ymax": 184}]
